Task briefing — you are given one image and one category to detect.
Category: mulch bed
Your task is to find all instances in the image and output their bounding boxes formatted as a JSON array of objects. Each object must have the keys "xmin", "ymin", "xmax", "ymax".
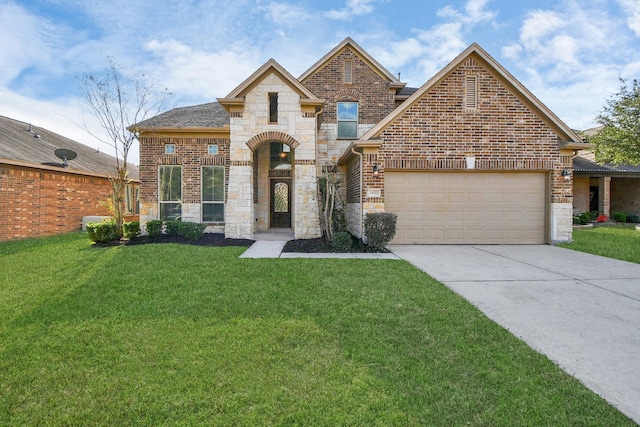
[
  {"xmin": 93, "ymin": 233, "xmax": 254, "ymax": 248},
  {"xmin": 93, "ymin": 233, "xmax": 387, "ymax": 253}
]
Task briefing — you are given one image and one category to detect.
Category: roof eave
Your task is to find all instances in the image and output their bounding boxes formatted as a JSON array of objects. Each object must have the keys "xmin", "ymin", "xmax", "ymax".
[{"xmin": 337, "ymin": 139, "xmax": 383, "ymax": 165}]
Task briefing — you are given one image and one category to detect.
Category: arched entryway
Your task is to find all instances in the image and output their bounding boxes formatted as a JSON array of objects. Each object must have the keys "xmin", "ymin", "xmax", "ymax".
[{"xmin": 247, "ymin": 132, "xmax": 299, "ymax": 232}]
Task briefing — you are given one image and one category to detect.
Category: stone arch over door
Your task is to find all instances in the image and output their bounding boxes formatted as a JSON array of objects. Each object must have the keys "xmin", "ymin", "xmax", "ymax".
[{"xmin": 246, "ymin": 131, "xmax": 300, "ymax": 152}]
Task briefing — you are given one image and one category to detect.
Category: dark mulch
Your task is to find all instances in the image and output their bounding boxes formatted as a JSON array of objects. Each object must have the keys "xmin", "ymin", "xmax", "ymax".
[
  {"xmin": 93, "ymin": 233, "xmax": 387, "ymax": 253},
  {"xmin": 93, "ymin": 233, "xmax": 254, "ymax": 248},
  {"xmin": 282, "ymin": 237, "xmax": 388, "ymax": 253}
]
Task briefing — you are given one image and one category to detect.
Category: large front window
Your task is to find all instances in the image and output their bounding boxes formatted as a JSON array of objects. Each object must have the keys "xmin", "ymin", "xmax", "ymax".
[
  {"xmin": 159, "ymin": 165, "xmax": 181, "ymax": 221},
  {"xmin": 337, "ymin": 102, "xmax": 358, "ymax": 139},
  {"xmin": 202, "ymin": 166, "xmax": 225, "ymax": 222}
]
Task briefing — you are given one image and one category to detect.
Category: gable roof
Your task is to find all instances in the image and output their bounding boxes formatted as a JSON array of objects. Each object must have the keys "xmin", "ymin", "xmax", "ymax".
[
  {"xmin": 361, "ymin": 43, "xmax": 584, "ymax": 144},
  {"xmin": 0, "ymin": 115, "xmax": 139, "ymax": 180},
  {"xmin": 298, "ymin": 37, "xmax": 404, "ymax": 87},
  {"xmin": 221, "ymin": 58, "xmax": 320, "ymax": 102},
  {"xmin": 136, "ymin": 102, "xmax": 229, "ymax": 130}
]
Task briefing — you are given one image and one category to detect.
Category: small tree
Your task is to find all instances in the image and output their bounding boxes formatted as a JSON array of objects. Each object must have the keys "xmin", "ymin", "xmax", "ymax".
[
  {"xmin": 317, "ymin": 166, "xmax": 343, "ymax": 240},
  {"xmin": 592, "ymin": 78, "xmax": 640, "ymax": 165},
  {"xmin": 80, "ymin": 57, "xmax": 166, "ymax": 236}
]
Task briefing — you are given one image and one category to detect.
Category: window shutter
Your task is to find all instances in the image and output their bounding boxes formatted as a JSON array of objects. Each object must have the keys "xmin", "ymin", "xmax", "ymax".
[{"xmin": 465, "ymin": 75, "xmax": 478, "ymax": 109}]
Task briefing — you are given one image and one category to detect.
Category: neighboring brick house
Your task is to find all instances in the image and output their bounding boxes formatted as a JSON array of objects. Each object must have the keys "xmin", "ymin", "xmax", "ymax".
[
  {"xmin": 0, "ymin": 116, "xmax": 139, "ymax": 241},
  {"xmin": 573, "ymin": 155, "xmax": 640, "ymax": 219},
  {"xmin": 137, "ymin": 38, "xmax": 589, "ymax": 244}
]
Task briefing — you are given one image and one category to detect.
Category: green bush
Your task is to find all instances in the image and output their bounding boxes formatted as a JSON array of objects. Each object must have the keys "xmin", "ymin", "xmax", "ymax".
[
  {"xmin": 145, "ymin": 220, "xmax": 163, "ymax": 238},
  {"xmin": 165, "ymin": 220, "xmax": 182, "ymax": 236},
  {"xmin": 122, "ymin": 221, "xmax": 141, "ymax": 239},
  {"xmin": 588, "ymin": 211, "xmax": 599, "ymax": 221},
  {"xmin": 364, "ymin": 212, "xmax": 397, "ymax": 251},
  {"xmin": 626, "ymin": 214, "xmax": 639, "ymax": 223},
  {"xmin": 332, "ymin": 209, "xmax": 348, "ymax": 233},
  {"xmin": 578, "ymin": 212, "xmax": 592, "ymax": 225},
  {"xmin": 86, "ymin": 221, "xmax": 120, "ymax": 243},
  {"xmin": 178, "ymin": 221, "xmax": 206, "ymax": 241},
  {"xmin": 612, "ymin": 212, "xmax": 627, "ymax": 223},
  {"xmin": 331, "ymin": 231, "xmax": 353, "ymax": 251}
]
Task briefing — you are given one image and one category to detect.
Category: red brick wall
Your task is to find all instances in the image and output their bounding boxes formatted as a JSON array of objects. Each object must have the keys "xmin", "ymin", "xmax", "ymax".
[
  {"xmin": 138, "ymin": 137, "xmax": 230, "ymax": 206},
  {"xmin": 301, "ymin": 47, "xmax": 397, "ymax": 125},
  {"xmin": 376, "ymin": 55, "xmax": 568, "ymax": 201},
  {"xmin": 0, "ymin": 165, "xmax": 112, "ymax": 241}
]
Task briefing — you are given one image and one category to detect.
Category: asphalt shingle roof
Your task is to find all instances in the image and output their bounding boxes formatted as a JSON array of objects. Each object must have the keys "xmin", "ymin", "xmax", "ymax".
[
  {"xmin": 573, "ymin": 155, "xmax": 640, "ymax": 174},
  {"xmin": 0, "ymin": 115, "xmax": 139, "ymax": 180},
  {"xmin": 136, "ymin": 102, "xmax": 229, "ymax": 129}
]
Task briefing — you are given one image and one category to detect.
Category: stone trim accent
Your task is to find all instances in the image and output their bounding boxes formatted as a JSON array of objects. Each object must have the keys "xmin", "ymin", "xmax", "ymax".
[
  {"xmin": 246, "ymin": 131, "xmax": 300, "ymax": 151},
  {"xmin": 294, "ymin": 159, "xmax": 316, "ymax": 165}
]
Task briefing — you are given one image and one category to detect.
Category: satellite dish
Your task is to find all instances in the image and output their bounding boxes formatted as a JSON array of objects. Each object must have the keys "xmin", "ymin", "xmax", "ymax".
[{"xmin": 54, "ymin": 148, "xmax": 77, "ymax": 167}]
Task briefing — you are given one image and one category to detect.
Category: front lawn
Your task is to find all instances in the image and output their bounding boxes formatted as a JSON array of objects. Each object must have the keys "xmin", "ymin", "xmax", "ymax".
[
  {"xmin": 0, "ymin": 233, "xmax": 634, "ymax": 425},
  {"xmin": 559, "ymin": 225, "xmax": 640, "ymax": 264}
]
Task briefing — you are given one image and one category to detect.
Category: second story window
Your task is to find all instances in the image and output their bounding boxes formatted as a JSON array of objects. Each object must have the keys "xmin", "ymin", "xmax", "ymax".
[
  {"xmin": 337, "ymin": 102, "xmax": 358, "ymax": 139},
  {"xmin": 269, "ymin": 92, "xmax": 278, "ymax": 123}
]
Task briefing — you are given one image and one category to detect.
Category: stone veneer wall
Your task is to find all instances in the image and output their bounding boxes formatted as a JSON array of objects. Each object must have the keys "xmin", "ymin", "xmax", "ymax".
[{"xmin": 225, "ymin": 71, "xmax": 320, "ymax": 239}]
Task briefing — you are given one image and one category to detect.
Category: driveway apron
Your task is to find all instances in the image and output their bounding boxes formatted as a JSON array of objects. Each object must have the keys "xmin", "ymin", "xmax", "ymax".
[{"xmin": 389, "ymin": 244, "xmax": 640, "ymax": 424}]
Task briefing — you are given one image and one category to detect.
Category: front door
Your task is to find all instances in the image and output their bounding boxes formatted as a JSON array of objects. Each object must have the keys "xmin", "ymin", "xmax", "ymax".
[{"xmin": 270, "ymin": 179, "xmax": 291, "ymax": 228}]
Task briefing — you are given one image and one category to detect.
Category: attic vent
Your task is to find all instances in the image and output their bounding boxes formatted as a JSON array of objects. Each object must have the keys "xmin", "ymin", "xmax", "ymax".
[
  {"xmin": 344, "ymin": 59, "xmax": 353, "ymax": 84},
  {"xmin": 465, "ymin": 75, "xmax": 478, "ymax": 109}
]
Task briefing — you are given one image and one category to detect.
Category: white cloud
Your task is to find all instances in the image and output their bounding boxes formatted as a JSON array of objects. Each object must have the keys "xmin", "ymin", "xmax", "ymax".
[
  {"xmin": 144, "ymin": 39, "xmax": 261, "ymax": 100},
  {"xmin": 260, "ymin": 2, "xmax": 312, "ymax": 25},
  {"xmin": 438, "ymin": 0, "xmax": 498, "ymax": 24},
  {"xmin": 325, "ymin": 0, "xmax": 377, "ymax": 20},
  {"xmin": 617, "ymin": 0, "xmax": 640, "ymax": 36}
]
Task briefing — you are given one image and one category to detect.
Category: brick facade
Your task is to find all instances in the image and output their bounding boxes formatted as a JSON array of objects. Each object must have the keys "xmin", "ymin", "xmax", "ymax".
[
  {"xmin": 0, "ymin": 165, "xmax": 112, "ymax": 241},
  {"xmin": 612, "ymin": 178, "xmax": 640, "ymax": 216}
]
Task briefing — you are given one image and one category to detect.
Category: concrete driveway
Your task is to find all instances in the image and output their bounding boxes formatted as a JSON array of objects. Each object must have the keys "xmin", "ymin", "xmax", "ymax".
[{"xmin": 388, "ymin": 244, "xmax": 640, "ymax": 424}]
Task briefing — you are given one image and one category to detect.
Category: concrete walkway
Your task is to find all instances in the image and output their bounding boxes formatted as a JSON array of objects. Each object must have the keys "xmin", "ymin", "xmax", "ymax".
[{"xmin": 389, "ymin": 244, "xmax": 640, "ymax": 424}]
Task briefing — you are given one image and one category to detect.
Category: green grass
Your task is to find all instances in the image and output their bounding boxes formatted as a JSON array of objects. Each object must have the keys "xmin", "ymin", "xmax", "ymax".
[
  {"xmin": 559, "ymin": 225, "xmax": 640, "ymax": 264},
  {"xmin": 0, "ymin": 233, "xmax": 634, "ymax": 426}
]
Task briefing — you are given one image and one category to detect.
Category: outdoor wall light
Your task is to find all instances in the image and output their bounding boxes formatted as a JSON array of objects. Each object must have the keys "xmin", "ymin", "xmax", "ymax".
[
  {"xmin": 372, "ymin": 164, "xmax": 379, "ymax": 176},
  {"xmin": 561, "ymin": 168, "xmax": 571, "ymax": 180}
]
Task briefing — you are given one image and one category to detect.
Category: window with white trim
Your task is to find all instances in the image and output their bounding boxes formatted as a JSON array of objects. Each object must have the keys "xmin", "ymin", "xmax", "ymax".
[
  {"xmin": 208, "ymin": 144, "xmax": 218, "ymax": 155},
  {"xmin": 165, "ymin": 144, "xmax": 176, "ymax": 154},
  {"xmin": 337, "ymin": 102, "xmax": 358, "ymax": 139},
  {"xmin": 202, "ymin": 166, "xmax": 225, "ymax": 222},
  {"xmin": 158, "ymin": 165, "xmax": 181, "ymax": 221}
]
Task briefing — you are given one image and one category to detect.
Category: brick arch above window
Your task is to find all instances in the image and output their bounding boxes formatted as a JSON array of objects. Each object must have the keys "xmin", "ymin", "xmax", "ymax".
[
  {"xmin": 334, "ymin": 88, "xmax": 362, "ymax": 101},
  {"xmin": 245, "ymin": 131, "xmax": 300, "ymax": 151}
]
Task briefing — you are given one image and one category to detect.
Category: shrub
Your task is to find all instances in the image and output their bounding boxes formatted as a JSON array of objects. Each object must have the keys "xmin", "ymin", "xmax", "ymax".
[
  {"xmin": 364, "ymin": 212, "xmax": 397, "ymax": 251},
  {"xmin": 145, "ymin": 220, "xmax": 163, "ymax": 238},
  {"xmin": 165, "ymin": 220, "xmax": 182, "ymax": 236},
  {"xmin": 578, "ymin": 212, "xmax": 592, "ymax": 225},
  {"xmin": 178, "ymin": 221, "xmax": 206, "ymax": 241},
  {"xmin": 588, "ymin": 211, "xmax": 599, "ymax": 221},
  {"xmin": 596, "ymin": 214, "xmax": 608, "ymax": 222},
  {"xmin": 122, "ymin": 221, "xmax": 141, "ymax": 239},
  {"xmin": 86, "ymin": 221, "xmax": 119, "ymax": 243},
  {"xmin": 612, "ymin": 212, "xmax": 627, "ymax": 223},
  {"xmin": 331, "ymin": 231, "xmax": 353, "ymax": 252},
  {"xmin": 627, "ymin": 214, "xmax": 639, "ymax": 223}
]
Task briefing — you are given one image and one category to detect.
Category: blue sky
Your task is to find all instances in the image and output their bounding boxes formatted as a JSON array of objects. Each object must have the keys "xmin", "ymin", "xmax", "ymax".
[{"xmin": 1, "ymin": 0, "xmax": 639, "ymax": 164}]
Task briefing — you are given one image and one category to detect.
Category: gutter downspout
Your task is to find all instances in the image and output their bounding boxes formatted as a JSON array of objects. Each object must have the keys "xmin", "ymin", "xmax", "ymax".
[{"xmin": 351, "ymin": 146, "xmax": 364, "ymax": 239}]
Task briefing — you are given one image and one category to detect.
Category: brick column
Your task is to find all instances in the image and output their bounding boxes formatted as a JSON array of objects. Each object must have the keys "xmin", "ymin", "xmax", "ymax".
[{"xmin": 599, "ymin": 176, "xmax": 611, "ymax": 217}]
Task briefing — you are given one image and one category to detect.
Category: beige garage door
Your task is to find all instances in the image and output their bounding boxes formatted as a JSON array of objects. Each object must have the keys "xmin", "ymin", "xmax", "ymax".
[{"xmin": 385, "ymin": 172, "xmax": 546, "ymax": 244}]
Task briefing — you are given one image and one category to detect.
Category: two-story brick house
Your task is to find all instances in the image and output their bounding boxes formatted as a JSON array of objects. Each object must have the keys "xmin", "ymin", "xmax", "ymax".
[{"xmin": 136, "ymin": 38, "xmax": 587, "ymax": 244}]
